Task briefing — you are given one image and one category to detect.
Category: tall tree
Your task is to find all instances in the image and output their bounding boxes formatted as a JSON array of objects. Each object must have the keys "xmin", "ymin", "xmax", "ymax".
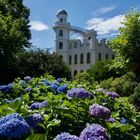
[
  {"xmin": 109, "ymin": 10, "xmax": 140, "ymax": 81},
  {"xmin": 0, "ymin": 0, "xmax": 31, "ymax": 83}
]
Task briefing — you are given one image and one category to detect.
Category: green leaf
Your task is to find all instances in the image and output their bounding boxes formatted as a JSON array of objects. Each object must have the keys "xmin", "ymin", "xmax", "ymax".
[{"xmin": 26, "ymin": 134, "xmax": 46, "ymax": 140}]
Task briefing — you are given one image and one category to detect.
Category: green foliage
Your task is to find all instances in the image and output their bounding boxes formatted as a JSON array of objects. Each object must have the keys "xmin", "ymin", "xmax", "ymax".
[
  {"xmin": 14, "ymin": 49, "xmax": 71, "ymax": 80},
  {"xmin": 100, "ymin": 72, "xmax": 138, "ymax": 96},
  {"xmin": 0, "ymin": 0, "xmax": 31, "ymax": 84},
  {"xmin": 129, "ymin": 83, "xmax": 140, "ymax": 111},
  {"xmin": 87, "ymin": 60, "xmax": 122, "ymax": 82},
  {"xmin": 109, "ymin": 10, "xmax": 140, "ymax": 81},
  {"xmin": 0, "ymin": 73, "xmax": 139, "ymax": 140}
]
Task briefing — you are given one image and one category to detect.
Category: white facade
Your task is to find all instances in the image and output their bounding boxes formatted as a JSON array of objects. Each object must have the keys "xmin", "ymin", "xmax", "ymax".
[{"xmin": 53, "ymin": 10, "xmax": 115, "ymax": 77}]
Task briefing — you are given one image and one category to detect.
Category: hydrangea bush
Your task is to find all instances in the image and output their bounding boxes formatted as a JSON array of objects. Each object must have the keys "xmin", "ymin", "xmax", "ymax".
[{"xmin": 0, "ymin": 73, "xmax": 139, "ymax": 140}]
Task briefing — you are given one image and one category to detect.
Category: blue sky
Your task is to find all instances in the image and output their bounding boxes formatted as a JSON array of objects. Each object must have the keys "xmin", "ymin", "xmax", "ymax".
[{"xmin": 24, "ymin": 0, "xmax": 140, "ymax": 50}]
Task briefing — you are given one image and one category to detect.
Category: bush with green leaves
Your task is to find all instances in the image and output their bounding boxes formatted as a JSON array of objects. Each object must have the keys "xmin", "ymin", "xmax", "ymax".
[
  {"xmin": 87, "ymin": 60, "xmax": 124, "ymax": 82},
  {"xmin": 129, "ymin": 83, "xmax": 140, "ymax": 111},
  {"xmin": 100, "ymin": 72, "xmax": 138, "ymax": 97},
  {"xmin": 0, "ymin": 73, "xmax": 139, "ymax": 140}
]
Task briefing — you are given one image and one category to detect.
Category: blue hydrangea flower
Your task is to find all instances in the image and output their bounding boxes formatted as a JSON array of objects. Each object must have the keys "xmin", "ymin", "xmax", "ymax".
[
  {"xmin": 5, "ymin": 97, "xmax": 21, "ymax": 104},
  {"xmin": 19, "ymin": 80, "xmax": 26, "ymax": 86},
  {"xmin": 0, "ymin": 113, "xmax": 30, "ymax": 139},
  {"xmin": 50, "ymin": 82, "xmax": 60, "ymax": 90},
  {"xmin": 42, "ymin": 79, "xmax": 51, "ymax": 86},
  {"xmin": 24, "ymin": 87, "xmax": 33, "ymax": 93},
  {"xmin": 54, "ymin": 132, "xmax": 80, "ymax": 140},
  {"xmin": 89, "ymin": 104, "xmax": 111, "ymax": 119},
  {"xmin": 30, "ymin": 100, "xmax": 49, "ymax": 110},
  {"xmin": 24, "ymin": 76, "xmax": 32, "ymax": 81},
  {"xmin": 67, "ymin": 88, "xmax": 92, "ymax": 98},
  {"xmin": 0, "ymin": 85, "xmax": 11, "ymax": 92},
  {"xmin": 25, "ymin": 114, "xmax": 44, "ymax": 133},
  {"xmin": 80, "ymin": 123, "xmax": 110, "ymax": 140},
  {"xmin": 40, "ymin": 100, "xmax": 50, "ymax": 108},
  {"xmin": 56, "ymin": 78, "xmax": 63, "ymax": 83},
  {"xmin": 120, "ymin": 117, "xmax": 130, "ymax": 124},
  {"xmin": 57, "ymin": 84, "xmax": 68, "ymax": 93}
]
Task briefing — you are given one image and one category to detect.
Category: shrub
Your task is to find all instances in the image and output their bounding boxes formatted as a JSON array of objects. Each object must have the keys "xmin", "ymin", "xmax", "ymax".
[
  {"xmin": 129, "ymin": 83, "xmax": 140, "ymax": 111},
  {"xmin": 100, "ymin": 72, "xmax": 138, "ymax": 97}
]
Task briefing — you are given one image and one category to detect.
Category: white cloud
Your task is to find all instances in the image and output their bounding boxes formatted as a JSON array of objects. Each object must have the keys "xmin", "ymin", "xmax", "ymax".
[
  {"xmin": 86, "ymin": 15, "xmax": 125, "ymax": 36},
  {"xmin": 30, "ymin": 21, "xmax": 49, "ymax": 31},
  {"xmin": 92, "ymin": 5, "xmax": 117, "ymax": 17}
]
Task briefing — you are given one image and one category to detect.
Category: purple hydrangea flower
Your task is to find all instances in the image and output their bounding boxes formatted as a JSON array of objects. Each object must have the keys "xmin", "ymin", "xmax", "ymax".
[
  {"xmin": 104, "ymin": 91, "xmax": 119, "ymax": 99},
  {"xmin": 96, "ymin": 88, "xmax": 120, "ymax": 99},
  {"xmin": 54, "ymin": 132, "xmax": 80, "ymax": 140},
  {"xmin": 120, "ymin": 117, "xmax": 130, "ymax": 124},
  {"xmin": 25, "ymin": 113, "xmax": 44, "ymax": 133},
  {"xmin": 67, "ymin": 88, "xmax": 92, "ymax": 98},
  {"xmin": 30, "ymin": 100, "xmax": 49, "ymax": 110},
  {"xmin": 89, "ymin": 104, "xmax": 111, "ymax": 119},
  {"xmin": 80, "ymin": 123, "xmax": 110, "ymax": 140},
  {"xmin": 24, "ymin": 76, "xmax": 32, "ymax": 81},
  {"xmin": 56, "ymin": 78, "xmax": 64, "ymax": 83},
  {"xmin": 96, "ymin": 88, "xmax": 107, "ymax": 92},
  {"xmin": 57, "ymin": 84, "xmax": 68, "ymax": 93},
  {"xmin": 106, "ymin": 118, "xmax": 116, "ymax": 123},
  {"xmin": 0, "ymin": 113, "xmax": 30, "ymax": 139},
  {"xmin": 24, "ymin": 87, "xmax": 33, "ymax": 92}
]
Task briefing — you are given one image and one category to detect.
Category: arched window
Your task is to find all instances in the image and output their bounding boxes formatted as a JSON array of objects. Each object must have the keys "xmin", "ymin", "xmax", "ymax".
[
  {"xmin": 59, "ymin": 42, "xmax": 63, "ymax": 49},
  {"xmin": 80, "ymin": 53, "xmax": 84, "ymax": 64},
  {"xmin": 59, "ymin": 29, "xmax": 63, "ymax": 37},
  {"xmin": 98, "ymin": 53, "xmax": 101, "ymax": 60},
  {"xmin": 106, "ymin": 54, "xmax": 108, "ymax": 60},
  {"xmin": 60, "ymin": 18, "xmax": 63, "ymax": 22},
  {"xmin": 74, "ymin": 70, "xmax": 77, "ymax": 76},
  {"xmin": 69, "ymin": 55, "xmax": 72, "ymax": 65},
  {"xmin": 87, "ymin": 52, "xmax": 90, "ymax": 63},
  {"xmin": 74, "ymin": 54, "xmax": 77, "ymax": 64},
  {"xmin": 80, "ymin": 70, "xmax": 83, "ymax": 73}
]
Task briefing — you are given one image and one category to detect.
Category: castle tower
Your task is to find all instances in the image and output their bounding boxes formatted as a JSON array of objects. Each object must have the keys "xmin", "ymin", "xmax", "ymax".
[{"xmin": 53, "ymin": 9, "xmax": 70, "ymax": 64}]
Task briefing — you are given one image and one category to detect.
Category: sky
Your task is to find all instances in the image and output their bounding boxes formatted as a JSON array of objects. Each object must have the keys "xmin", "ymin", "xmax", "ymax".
[{"xmin": 24, "ymin": 0, "xmax": 140, "ymax": 51}]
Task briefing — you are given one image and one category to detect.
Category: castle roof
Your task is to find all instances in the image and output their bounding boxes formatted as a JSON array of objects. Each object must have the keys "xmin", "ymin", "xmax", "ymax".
[{"xmin": 56, "ymin": 9, "xmax": 68, "ymax": 16}]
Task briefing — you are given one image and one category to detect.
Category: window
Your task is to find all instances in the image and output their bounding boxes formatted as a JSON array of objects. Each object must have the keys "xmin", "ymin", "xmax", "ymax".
[
  {"xmin": 106, "ymin": 54, "xmax": 108, "ymax": 60},
  {"xmin": 88, "ymin": 37, "xmax": 91, "ymax": 40},
  {"xmin": 59, "ymin": 42, "xmax": 63, "ymax": 49},
  {"xmin": 59, "ymin": 30, "xmax": 63, "ymax": 37},
  {"xmin": 87, "ymin": 52, "xmax": 90, "ymax": 63},
  {"xmin": 60, "ymin": 55, "xmax": 63, "ymax": 60},
  {"xmin": 74, "ymin": 54, "xmax": 77, "ymax": 64},
  {"xmin": 74, "ymin": 70, "xmax": 77, "ymax": 76},
  {"xmin": 112, "ymin": 55, "xmax": 115, "ymax": 59},
  {"xmin": 69, "ymin": 55, "xmax": 72, "ymax": 65},
  {"xmin": 80, "ymin": 70, "xmax": 83, "ymax": 73},
  {"xmin": 60, "ymin": 18, "xmax": 63, "ymax": 22},
  {"xmin": 98, "ymin": 53, "xmax": 101, "ymax": 60},
  {"xmin": 80, "ymin": 53, "xmax": 84, "ymax": 64}
]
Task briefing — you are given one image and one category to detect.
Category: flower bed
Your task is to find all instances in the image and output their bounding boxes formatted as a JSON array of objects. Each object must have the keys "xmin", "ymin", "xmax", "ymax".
[{"xmin": 0, "ymin": 74, "xmax": 139, "ymax": 140}]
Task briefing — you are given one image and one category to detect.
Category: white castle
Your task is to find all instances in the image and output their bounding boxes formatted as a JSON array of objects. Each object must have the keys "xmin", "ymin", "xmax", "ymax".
[{"xmin": 53, "ymin": 10, "xmax": 114, "ymax": 77}]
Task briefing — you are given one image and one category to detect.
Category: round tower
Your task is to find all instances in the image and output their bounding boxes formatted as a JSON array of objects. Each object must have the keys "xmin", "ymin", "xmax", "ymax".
[{"xmin": 53, "ymin": 9, "xmax": 70, "ymax": 64}]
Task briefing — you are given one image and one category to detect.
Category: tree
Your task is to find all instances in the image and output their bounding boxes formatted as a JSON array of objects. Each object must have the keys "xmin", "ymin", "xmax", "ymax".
[
  {"xmin": 109, "ymin": 10, "xmax": 140, "ymax": 81},
  {"xmin": 0, "ymin": 0, "xmax": 31, "ymax": 83},
  {"xmin": 15, "ymin": 49, "xmax": 71, "ymax": 80}
]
